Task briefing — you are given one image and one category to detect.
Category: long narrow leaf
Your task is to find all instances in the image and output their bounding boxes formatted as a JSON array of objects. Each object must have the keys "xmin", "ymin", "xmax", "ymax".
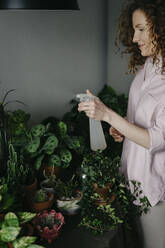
[
  {"xmin": 2, "ymin": 89, "xmax": 16, "ymax": 104},
  {"xmin": 4, "ymin": 100, "xmax": 27, "ymax": 107}
]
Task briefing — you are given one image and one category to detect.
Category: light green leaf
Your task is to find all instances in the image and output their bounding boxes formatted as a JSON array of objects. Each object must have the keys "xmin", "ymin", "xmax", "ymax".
[
  {"xmin": 12, "ymin": 236, "xmax": 37, "ymax": 248},
  {"xmin": 17, "ymin": 212, "xmax": 36, "ymax": 224},
  {"xmin": 0, "ymin": 226, "xmax": 21, "ymax": 242}
]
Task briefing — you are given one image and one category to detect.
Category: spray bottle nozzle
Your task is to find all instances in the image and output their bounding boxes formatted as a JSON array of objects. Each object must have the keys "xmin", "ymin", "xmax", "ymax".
[{"xmin": 76, "ymin": 93, "xmax": 94, "ymax": 102}]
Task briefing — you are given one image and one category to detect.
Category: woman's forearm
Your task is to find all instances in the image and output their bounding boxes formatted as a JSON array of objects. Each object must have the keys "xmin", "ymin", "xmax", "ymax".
[{"xmin": 104, "ymin": 108, "xmax": 150, "ymax": 149}]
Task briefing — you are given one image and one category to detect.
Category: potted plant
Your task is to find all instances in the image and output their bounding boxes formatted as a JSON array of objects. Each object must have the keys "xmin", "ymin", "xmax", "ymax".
[
  {"xmin": 0, "ymin": 89, "xmax": 26, "ymax": 178},
  {"xmin": 55, "ymin": 174, "xmax": 83, "ymax": 215},
  {"xmin": 18, "ymin": 123, "xmax": 59, "ymax": 184},
  {"xmin": 29, "ymin": 189, "xmax": 54, "ymax": 213},
  {"xmin": 40, "ymin": 167, "xmax": 56, "ymax": 193},
  {"xmin": 79, "ymin": 150, "xmax": 150, "ymax": 234},
  {"xmin": 32, "ymin": 209, "xmax": 65, "ymax": 244},
  {"xmin": 0, "ymin": 211, "xmax": 45, "ymax": 248},
  {"xmin": 40, "ymin": 120, "xmax": 85, "ymax": 176}
]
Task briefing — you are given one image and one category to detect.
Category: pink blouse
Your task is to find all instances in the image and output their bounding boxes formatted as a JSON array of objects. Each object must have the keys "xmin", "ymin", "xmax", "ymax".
[{"xmin": 121, "ymin": 57, "xmax": 165, "ymax": 206}]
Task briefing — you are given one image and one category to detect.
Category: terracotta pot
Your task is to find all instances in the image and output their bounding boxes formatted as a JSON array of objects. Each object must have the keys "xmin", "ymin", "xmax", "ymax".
[
  {"xmin": 39, "ymin": 164, "xmax": 61, "ymax": 180},
  {"xmin": 93, "ymin": 183, "xmax": 115, "ymax": 206},
  {"xmin": 29, "ymin": 192, "xmax": 54, "ymax": 212},
  {"xmin": 45, "ymin": 165, "xmax": 60, "ymax": 177}
]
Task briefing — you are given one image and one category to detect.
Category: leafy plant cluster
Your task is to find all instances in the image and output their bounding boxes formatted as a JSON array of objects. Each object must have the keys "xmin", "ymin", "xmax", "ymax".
[
  {"xmin": 0, "ymin": 85, "xmax": 150, "ymax": 239},
  {"xmin": 0, "ymin": 211, "xmax": 44, "ymax": 248},
  {"xmin": 79, "ymin": 150, "xmax": 150, "ymax": 235},
  {"xmin": 55, "ymin": 174, "xmax": 79, "ymax": 199}
]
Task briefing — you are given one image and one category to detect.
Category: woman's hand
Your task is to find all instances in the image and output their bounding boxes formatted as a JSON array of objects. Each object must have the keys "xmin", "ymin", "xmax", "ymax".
[
  {"xmin": 109, "ymin": 126, "xmax": 124, "ymax": 143},
  {"xmin": 78, "ymin": 89, "xmax": 110, "ymax": 122}
]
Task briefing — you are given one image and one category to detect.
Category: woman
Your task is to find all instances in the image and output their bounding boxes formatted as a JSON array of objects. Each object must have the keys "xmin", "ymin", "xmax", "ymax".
[{"xmin": 78, "ymin": 0, "xmax": 165, "ymax": 247}]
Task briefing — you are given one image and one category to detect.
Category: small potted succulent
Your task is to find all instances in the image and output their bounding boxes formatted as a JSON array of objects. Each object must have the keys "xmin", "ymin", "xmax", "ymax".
[
  {"xmin": 32, "ymin": 209, "xmax": 65, "ymax": 243},
  {"xmin": 55, "ymin": 175, "xmax": 82, "ymax": 215},
  {"xmin": 29, "ymin": 189, "xmax": 54, "ymax": 213}
]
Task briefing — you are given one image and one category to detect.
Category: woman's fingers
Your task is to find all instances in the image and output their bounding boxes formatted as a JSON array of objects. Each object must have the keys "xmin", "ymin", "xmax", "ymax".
[
  {"xmin": 109, "ymin": 126, "xmax": 124, "ymax": 142},
  {"xmin": 114, "ymin": 136, "xmax": 124, "ymax": 143},
  {"xmin": 86, "ymin": 89, "xmax": 95, "ymax": 97}
]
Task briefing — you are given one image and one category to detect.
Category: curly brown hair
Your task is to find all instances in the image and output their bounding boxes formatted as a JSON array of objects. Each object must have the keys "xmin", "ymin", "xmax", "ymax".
[{"xmin": 116, "ymin": 0, "xmax": 165, "ymax": 74}]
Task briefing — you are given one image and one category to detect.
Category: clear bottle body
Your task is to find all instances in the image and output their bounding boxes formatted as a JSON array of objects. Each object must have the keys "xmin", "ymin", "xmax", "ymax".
[
  {"xmin": 76, "ymin": 94, "xmax": 107, "ymax": 151},
  {"xmin": 89, "ymin": 118, "xmax": 107, "ymax": 151}
]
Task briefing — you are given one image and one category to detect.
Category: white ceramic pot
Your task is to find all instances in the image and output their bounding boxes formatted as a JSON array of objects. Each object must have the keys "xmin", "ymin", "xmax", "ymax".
[{"xmin": 57, "ymin": 191, "xmax": 83, "ymax": 215}]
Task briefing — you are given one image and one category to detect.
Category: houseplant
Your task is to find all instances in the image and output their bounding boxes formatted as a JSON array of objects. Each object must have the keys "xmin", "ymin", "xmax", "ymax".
[
  {"xmin": 32, "ymin": 209, "xmax": 65, "ymax": 243},
  {"xmin": 55, "ymin": 174, "xmax": 83, "ymax": 215},
  {"xmin": 40, "ymin": 167, "xmax": 56, "ymax": 193},
  {"xmin": 0, "ymin": 211, "xmax": 45, "ymax": 248},
  {"xmin": 18, "ymin": 123, "xmax": 59, "ymax": 185},
  {"xmin": 0, "ymin": 89, "xmax": 26, "ymax": 178},
  {"xmin": 79, "ymin": 150, "xmax": 150, "ymax": 234},
  {"xmin": 40, "ymin": 119, "xmax": 86, "ymax": 175},
  {"xmin": 29, "ymin": 189, "xmax": 54, "ymax": 213}
]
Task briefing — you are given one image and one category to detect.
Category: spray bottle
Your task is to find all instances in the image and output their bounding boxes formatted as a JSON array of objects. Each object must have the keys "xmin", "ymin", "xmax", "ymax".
[{"xmin": 76, "ymin": 93, "xmax": 107, "ymax": 151}]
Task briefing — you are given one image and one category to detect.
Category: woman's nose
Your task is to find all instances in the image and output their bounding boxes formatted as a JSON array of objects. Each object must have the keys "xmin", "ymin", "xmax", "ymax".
[{"xmin": 133, "ymin": 32, "xmax": 139, "ymax": 43}]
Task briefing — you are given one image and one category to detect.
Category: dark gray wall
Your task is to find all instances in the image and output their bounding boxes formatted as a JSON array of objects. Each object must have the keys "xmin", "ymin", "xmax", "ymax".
[
  {"xmin": 107, "ymin": 0, "xmax": 134, "ymax": 95},
  {"xmin": 0, "ymin": 0, "xmax": 107, "ymax": 123}
]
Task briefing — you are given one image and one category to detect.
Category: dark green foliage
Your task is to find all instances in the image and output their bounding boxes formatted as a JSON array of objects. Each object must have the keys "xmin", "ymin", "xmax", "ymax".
[
  {"xmin": 8, "ymin": 109, "xmax": 30, "ymax": 137},
  {"xmin": 33, "ymin": 189, "xmax": 48, "ymax": 203},
  {"xmin": 55, "ymin": 175, "xmax": 79, "ymax": 199},
  {"xmin": 79, "ymin": 150, "xmax": 150, "ymax": 234}
]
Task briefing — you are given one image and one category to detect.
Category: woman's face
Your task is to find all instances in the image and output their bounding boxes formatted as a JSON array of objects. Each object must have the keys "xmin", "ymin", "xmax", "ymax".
[{"xmin": 132, "ymin": 9, "xmax": 155, "ymax": 57}]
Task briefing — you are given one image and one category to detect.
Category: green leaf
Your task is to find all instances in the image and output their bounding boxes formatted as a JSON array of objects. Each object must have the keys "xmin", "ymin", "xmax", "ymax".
[
  {"xmin": 30, "ymin": 124, "xmax": 46, "ymax": 137},
  {"xmin": 41, "ymin": 136, "xmax": 58, "ymax": 152},
  {"xmin": 49, "ymin": 154, "xmax": 61, "ymax": 167},
  {"xmin": 4, "ymin": 212, "xmax": 19, "ymax": 227},
  {"xmin": 26, "ymin": 137, "xmax": 40, "ymax": 153},
  {"xmin": 0, "ymin": 226, "xmax": 21, "ymax": 242},
  {"xmin": 34, "ymin": 155, "xmax": 44, "ymax": 171},
  {"xmin": 17, "ymin": 212, "xmax": 36, "ymax": 224},
  {"xmin": 57, "ymin": 121, "xmax": 67, "ymax": 137},
  {"xmin": 12, "ymin": 236, "xmax": 37, "ymax": 248}
]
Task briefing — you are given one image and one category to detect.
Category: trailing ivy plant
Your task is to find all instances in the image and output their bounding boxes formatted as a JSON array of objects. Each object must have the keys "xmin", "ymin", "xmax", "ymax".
[{"xmin": 79, "ymin": 150, "xmax": 150, "ymax": 235}]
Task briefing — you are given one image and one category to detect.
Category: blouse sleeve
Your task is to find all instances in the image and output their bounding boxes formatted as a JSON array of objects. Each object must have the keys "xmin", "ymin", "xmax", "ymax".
[{"xmin": 148, "ymin": 104, "xmax": 165, "ymax": 153}]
